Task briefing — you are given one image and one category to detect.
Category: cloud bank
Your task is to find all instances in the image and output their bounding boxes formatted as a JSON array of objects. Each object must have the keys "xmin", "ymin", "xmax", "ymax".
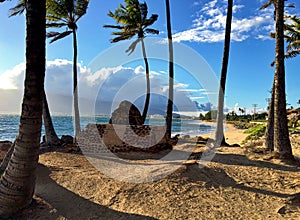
[{"xmin": 173, "ymin": 0, "xmax": 274, "ymax": 43}]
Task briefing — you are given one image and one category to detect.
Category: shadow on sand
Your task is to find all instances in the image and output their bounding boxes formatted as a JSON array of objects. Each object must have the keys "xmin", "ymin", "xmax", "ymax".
[{"xmin": 35, "ymin": 164, "xmax": 156, "ymax": 220}]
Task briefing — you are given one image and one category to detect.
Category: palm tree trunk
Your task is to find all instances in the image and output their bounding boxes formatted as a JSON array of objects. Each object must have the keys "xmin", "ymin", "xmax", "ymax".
[
  {"xmin": 0, "ymin": 0, "xmax": 46, "ymax": 216},
  {"xmin": 215, "ymin": 0, "xmax": 233, "ymax": 147},
  {"xmin": 42, "ymin": 90, "xmax": 61, "ymax": 146},
  {"xmin": 72, "ymin": 29, "xmax": 81, "ymax": 138},
  {"xmin": 265, "ymin": 82, "xmax": 274, "ymax": 151},
  {"xmin": 165, "ymin": 0, "xmax": 174, "ymax": 139},
  {"xmin": 0, "ymin": 142, "xmax": 15, "ymax": 174},
  {"xmin": 273, "ymin": 0, "xmax": 293, "ymax": 159},
  {"xmin": 141, "ymin": 38, "xmax": 150, "ymax": 124}
]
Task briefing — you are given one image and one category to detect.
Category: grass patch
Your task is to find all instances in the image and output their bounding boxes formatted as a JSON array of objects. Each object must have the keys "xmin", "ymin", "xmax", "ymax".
[{"xmin": 244, "ymin": 124, "xmax": 266, "ymax": 141}]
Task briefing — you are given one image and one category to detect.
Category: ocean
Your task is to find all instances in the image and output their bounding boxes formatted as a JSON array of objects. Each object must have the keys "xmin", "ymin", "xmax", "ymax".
[{"xmin": 0, "ymin": 114, "xmax": 215, "ymax": 142}]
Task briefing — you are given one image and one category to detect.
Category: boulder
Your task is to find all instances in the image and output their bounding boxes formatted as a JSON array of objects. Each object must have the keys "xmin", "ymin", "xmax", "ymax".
[
  {"xmin": 61, "ymin": 135, "xmax": 74, "ymax": 145},
  {"xmin": 109, "ymin": 100, "xmax": 143, "ymax": 126},
  {"xmin": 0, "ymin": 141, "xmax": 12, "ymax": 152}
]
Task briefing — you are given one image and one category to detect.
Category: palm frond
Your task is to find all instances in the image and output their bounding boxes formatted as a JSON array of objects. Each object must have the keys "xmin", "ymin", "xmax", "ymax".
[
  {"xmin": 103, "ymin": 24, "xmax": 124, "ymax": 29},
  {"xmin": 126, "ymin": 38, "xmax": 141, "ymax": 55},
  {"xmin": 144, "ymin": 28, "xmax": 159, "ymax": 35},
  {"xmin": 46, "ymin": 22, "xmax": 67, "ymax": 28},
  {"xmin": 260, "ymin": 0, "xmax": 274, "ymax": 10},
  {"xmin": 75, "ymin": 0, "xmax": 89, "ymax": 21},
  {"xmin": 47, "ymin": 31, "xmax": 72, "ymax": 43},
  {"xmin": 9, "ymin": 0, "xmax": 26, "ymax": 17},
  {"xmin": 110, "ymin": 34, "xmax": 134, "ymax": 43},
  {"xmin": 285, "ymin": 48, "xmax": 300, "ymax": 58}
]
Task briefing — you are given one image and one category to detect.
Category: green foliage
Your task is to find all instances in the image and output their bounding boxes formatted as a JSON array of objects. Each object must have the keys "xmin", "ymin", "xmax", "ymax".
[
  {"xmin": 233, "ymin": 121, "xmax": 253, "ymax": 129},
  {"xmin": 103, "ymin": 0, "xmax": 158, "ymax": 54},
  {"xmin": 244, "ymin": 124, "xmax": 266, "ymax": 140},
  {"xmin": 204, "ymin": 110, "xmax": 218, "ymax": 120},
  {"xmin": 199, "ymin": 113, "xmax": 205, "ymax": 120}
]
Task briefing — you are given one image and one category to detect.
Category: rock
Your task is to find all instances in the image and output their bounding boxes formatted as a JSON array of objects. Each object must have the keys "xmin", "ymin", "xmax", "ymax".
[
  {"xmin": 0, "ymin": 141, "xmax": 12, "ymax": 151},
  {"xmin": 109, "ymin": 100, "xmax": 143, "ymax": 126},
  {"xmin": 61, "ymin": 135, "xmax": 74, "ymax": 145}
]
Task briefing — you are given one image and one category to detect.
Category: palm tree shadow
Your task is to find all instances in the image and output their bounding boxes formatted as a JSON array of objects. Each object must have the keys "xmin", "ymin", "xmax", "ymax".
[
  {"xmin": 35, "ymin": 164, "xmax": 156, "ymax": 220},
  {"xmin": 180, "ymin": 163, "xmax": 294, "ymax": 199}
]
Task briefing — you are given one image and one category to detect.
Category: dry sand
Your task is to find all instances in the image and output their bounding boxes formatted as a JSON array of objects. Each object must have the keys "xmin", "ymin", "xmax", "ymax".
[{"xmin": 2, "ymin": 124, "xmax": 300, "ymax": 219}]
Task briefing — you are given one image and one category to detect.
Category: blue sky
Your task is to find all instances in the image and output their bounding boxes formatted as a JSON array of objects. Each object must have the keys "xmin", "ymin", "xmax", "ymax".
[{"xmin": 0, "ymin": 0, "xmax": 299, "ymax": 115}]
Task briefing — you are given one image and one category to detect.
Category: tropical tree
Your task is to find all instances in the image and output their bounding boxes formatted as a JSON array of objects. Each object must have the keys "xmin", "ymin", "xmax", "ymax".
[
  {"xmin": 9, "ymin": 0, "xmax": 62, "ymax": 147},
  {"xmin": 104, "ymin": 0, "xmax": 159, "ymax": 124},
  {"xmin": 46, "ymin": 0, "xmax": 89, "ymax": 137},
  {"xmin": 262, "ymin": 0, "xmax": 294, "ymax": 159},
  {"xmin": 0, "ymin": 0, "xmax": 46, "ymax": 216},
  {"xmin": 284, "ymin": 15, "xmax": 300, "ymax": 58},
  {"xmin": 165, "ymin": 0, "xmax": 174, "ymax": 139},
  {"xmin": 214, "ymin": 0, "xmax": 233, "ymax": 147}
]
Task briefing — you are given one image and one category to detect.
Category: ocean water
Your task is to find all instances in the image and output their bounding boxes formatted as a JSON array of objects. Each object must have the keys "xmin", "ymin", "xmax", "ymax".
[{"xmin": 0, "ymin": 114, "xmax": 215, "ymax": 142}]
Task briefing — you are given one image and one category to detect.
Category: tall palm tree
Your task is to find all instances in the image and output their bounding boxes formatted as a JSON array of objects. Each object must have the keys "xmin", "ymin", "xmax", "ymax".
[
  {"xmin": 214, "ymin": 0, "xmax": 233, "ymax": 147},
  {"xmin": 9, "ymin": 0, "xmax": 62, "ymax": 147},
  {"xmin": 261, "ymin": 0, "xmax": 294, "ymax": 159},
  {"xmin": 103, "ymin": 0, "xmax": 159, "ymax": 124},
  {"xmin": 165, "ymin": 0, "xmax": 174, "ymax": 139},
  {"xmin": 46, "ymin": 0, "xmax": 89, "ymax": 137},
  {"xmin": 0, "ymin": 0, "xmax": 46, "ymax": 216},
  {"xmin": 273, "ymin": 0, "xmax": 293, "ymax": 159}
]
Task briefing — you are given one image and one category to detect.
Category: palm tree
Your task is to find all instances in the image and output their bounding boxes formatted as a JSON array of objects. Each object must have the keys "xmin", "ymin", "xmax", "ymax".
[
  {"xmin": 9, "ymin": 0, "xmax": 62, "ymax": 147},
  {"xmin": 214, "ymin": 0, "xmax": 233, "ymax": 147},
  {"xmin": 261, "ymin": 0, "xmax": 294, "ymax": 159},
  {"xmin": 164, "ymin": 0, "xmax": 174, "ymax": 139},
  {"xmin": 284, "ymin": 15, "xmax": 300, "ymax": 58},
  {"xmin": 104, "ymin": 0, "xmax": 159, "ymax": 124},
  {"xmin": 46, "ymin": 0, "xmax": 89, "ymax": 137},
  {"xmin": 273, "ymin": 0, "xmax": 293, "ymax": 159},
  {"xmin": 0, "ymin": 0, "xmax": 46, "ymax": 216}
]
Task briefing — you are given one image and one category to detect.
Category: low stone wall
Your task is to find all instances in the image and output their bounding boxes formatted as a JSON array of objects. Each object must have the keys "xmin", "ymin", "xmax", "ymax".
[{"xmin": 77, "ymin": 124, "xmax": 169, "ymax": 153}]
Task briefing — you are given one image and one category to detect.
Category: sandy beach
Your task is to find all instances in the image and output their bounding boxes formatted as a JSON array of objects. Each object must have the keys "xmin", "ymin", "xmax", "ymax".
[{"xmin": 1, "ymin": 123, "xmax": 297, "ymax": 219}]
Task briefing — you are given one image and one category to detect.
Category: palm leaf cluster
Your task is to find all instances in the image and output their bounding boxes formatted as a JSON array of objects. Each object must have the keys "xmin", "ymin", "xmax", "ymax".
[
  {"xmin": 46, "ymin": 0, "xmax": 89, "ymax": 43},
  {"xmin": 104, "ymin": 0, "xmax": 158, "ymax": 54},
  {"xmin": 284, "ymin": 15, "xmax": 300, "ymax": 58}
]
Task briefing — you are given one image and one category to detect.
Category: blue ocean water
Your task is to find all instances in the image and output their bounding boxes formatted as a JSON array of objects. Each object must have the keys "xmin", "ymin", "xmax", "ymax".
[{"xmin": 0, "ymin": 114, "xmax": 215, "ymax": 142}]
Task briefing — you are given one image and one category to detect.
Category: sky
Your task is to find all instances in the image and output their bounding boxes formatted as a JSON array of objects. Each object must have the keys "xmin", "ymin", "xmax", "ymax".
[{"xmin": 0, "ymin": 0, "xmax": 299, "ymax": 115}]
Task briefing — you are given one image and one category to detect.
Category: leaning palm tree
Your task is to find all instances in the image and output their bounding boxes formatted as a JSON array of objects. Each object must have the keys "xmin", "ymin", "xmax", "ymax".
[
  {"xmin": 0, "ymin": 0, "xmax": 46, "ymax": 216},
  {"xmin": 214, "ymin": 0, "xmax": 233, "ymax": 147},
  {"xmin": 164, "ymin": 0, "xmax": 174, "ymax": 139},
  {"xmin": 9, "ymin": 0, "xmax": 62, "ymax": 147},
  {"xmin": 103, "ymin": 0, "xmax": 159, "ymax": 124},
  {"xmin": 46, "ymin": 0, "xmax": 89, "ymax": 137}
]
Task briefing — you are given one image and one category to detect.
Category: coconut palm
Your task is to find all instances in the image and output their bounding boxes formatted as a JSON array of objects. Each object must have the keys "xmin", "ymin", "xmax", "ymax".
[
  {"xmin": 261, "ymin": 0, "xmax": 294, "ymax": 159},
  {"xmin": 284, "ymin": 15, "xmax": 300, "ymax": 58},
  {"xmin": 164, "ymin": 0, "xmax": 174, "ymax": 139},
  {"xmin": 9, "ymin": 0, "xmax": 62, "ymax": 147},
  {"xmin": 0, "ymin": 0, "xmax": 46, "ymax": 216},
  {"xmin": 103, "ymin": 0, "xmax": 159, "ymax": 124},
  {"xmin": 214, "ymin": 0, "xmax": 233, "ymax": 147},
  {"xmin": 46, "ymin": 0, "xmax": 89, "ymax": 137}
]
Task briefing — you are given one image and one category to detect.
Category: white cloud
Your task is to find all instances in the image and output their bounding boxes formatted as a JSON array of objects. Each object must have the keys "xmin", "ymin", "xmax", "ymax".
[
  {"xmin": 173, "ymin": 0, "xmax": 274, "ymax": 43},
  {"xmin": 0, "ymin": 59, "xmax": 205, "ymax": 114}
]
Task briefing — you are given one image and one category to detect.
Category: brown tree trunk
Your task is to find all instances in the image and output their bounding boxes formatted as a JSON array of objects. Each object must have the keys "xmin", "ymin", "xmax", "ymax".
[
  {"xmin": 273, "ymin": 0, "xmax": 293, "ymax": 159},
  {"xmin": 215, "ymin": 0, "xmax": 233, "ymax": 147},
  {"xmin": 141, "ymin": 38, "xmax": 150, "ymax": 124},
  {"xmin": 165, "ymin": 0, "xmax": 174, "ymax": 139},
  {"xmin": 73, "ymin": 29, "xmax": 81, "ymax": 138},
  {"xmin": 265, "ymin": 83, "xmax": 275, "ymax": 151},
  {"xmin": 42, "ymin": 90, "xmax": 61, "ymax": 147},
  {"xmin": 0, "ymin": 0, "xmax": 46, "ymax": 216}
]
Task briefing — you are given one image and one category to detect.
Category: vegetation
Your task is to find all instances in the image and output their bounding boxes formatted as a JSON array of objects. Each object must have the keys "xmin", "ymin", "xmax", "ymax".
[
  {"xmin": 165, "ymin": 0, "xmax": 174, "ymax": 139},
  {"xmin": 244, "ymin": 124, "xmax": 266, "ymax": 141},
  {"xmin": 215, "ymin": 0, "xmax": 233, "ymax": 147},
  {"xmin": 0, "ymin": 0, "xmax": 46, "ymax": 215},
  {"xmin": 103, "ymin": 0, "xmax": 159, "ymax": 124},
  {"xmin": 46, "ymin": 0, "xmax": 90, "ymax": 137}
]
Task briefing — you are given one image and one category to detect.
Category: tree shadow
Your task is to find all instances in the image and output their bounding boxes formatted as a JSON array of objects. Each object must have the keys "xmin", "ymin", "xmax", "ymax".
[
  {"xmin": 35, "ymin": 164, "xmax": 156, "ymax": 219},
  {"xmin": 179, "ymin": 163, "xmax": 294, "ymax": 199}
]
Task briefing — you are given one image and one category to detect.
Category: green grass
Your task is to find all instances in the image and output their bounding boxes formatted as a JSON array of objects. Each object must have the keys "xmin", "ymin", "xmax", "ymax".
[{"xmin": 243, "ymin": 124, "xmax": 266, "ymax": 141}]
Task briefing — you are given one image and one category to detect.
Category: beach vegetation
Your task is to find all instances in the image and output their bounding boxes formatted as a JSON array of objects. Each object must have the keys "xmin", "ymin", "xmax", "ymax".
[{"xmin": 103, "ymin": 0, "xmax": 159, "ymax": 124}]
